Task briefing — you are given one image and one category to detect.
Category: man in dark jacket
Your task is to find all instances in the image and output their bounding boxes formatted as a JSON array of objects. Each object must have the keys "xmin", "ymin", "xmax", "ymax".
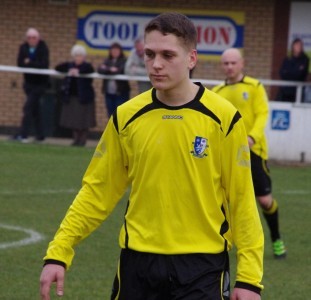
[{"xmin": 15, "ymin": 28, "xmax": 50, "ymax": 142}]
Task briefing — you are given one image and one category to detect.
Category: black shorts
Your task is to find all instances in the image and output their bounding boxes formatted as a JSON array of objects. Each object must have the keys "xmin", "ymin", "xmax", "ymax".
[
  {"xmin": 111, "ymin": 248, "xmax": 230, "ymax": 300},
  {"xmin": 250, "ymin": 151, "xmax": 272, "ymax": 196}
]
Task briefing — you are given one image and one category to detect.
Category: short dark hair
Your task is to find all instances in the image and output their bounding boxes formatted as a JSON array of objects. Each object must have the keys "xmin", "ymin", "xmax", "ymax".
[
  {"xmin": 144, "ymin": 12, "xmax": 197, "ymax": 50},
  {"xmin": 291, "ymin": 38, "xmax": 303, "ymax": 48},
  {"xmin": 108, "ymin": 42, "xmax": 125, "ymax": 59}
]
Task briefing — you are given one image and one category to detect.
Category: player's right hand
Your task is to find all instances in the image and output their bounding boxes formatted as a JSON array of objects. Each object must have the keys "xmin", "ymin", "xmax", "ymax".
[{"xmin": 40, "ymin": 264, "xmax": 65, "ymax": 300}]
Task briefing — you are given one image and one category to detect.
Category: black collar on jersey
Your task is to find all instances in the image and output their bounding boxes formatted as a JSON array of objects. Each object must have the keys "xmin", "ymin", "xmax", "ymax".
[
  {"xmin": 151, "ymin": 82, "xmax": 205, "ymax": 109},
  {"xmin": 113, "ymin": 82, "xmax": 227, "ymax": 133},
  {"xmin": 225, "ymin": 75, "xmax": 245, "ymax": 86},
  {"xmin": 114, "ymin": 83, "xmax": 206, "ymax": 132}
]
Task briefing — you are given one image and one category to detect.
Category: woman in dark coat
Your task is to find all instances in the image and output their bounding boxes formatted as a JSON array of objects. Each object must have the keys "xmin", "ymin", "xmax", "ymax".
[
  {"xmin": 56, "ymin": 45, "xmax": 96, "ymax": 146},
  {"xmin": 98, "ymin": 42, "xmax": 130, "ymax": 117},
  {"xmin": 276, "ymin": 38, "xmax": 309, "ymax": 102}
]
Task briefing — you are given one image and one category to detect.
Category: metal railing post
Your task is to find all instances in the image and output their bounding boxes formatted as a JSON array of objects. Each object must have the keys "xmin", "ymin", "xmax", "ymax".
[{"xmin": 296, "ymin": 84, "xmax": 303, "ymax": 104}]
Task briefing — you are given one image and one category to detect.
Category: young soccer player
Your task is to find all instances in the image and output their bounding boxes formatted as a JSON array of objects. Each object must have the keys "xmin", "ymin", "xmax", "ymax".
[
  {"xmin": 40, "ymin": 13, "xmax": 264, "ymax": 300},
  {"xmin": 213, "ymin": 48, "xmax": 287, "ymax": 259}
]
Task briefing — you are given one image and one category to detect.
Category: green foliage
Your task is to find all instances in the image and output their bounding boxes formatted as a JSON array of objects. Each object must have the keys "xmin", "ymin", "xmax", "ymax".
[{"xmin": 0, "ymin": 141, "xmax": 310, "ymax": 299}]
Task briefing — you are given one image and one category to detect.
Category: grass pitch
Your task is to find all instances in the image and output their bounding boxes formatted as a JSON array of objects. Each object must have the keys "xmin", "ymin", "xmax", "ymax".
[{"xmin": 0, "ymin": 140, "xmax": 310, "ymax": 299}]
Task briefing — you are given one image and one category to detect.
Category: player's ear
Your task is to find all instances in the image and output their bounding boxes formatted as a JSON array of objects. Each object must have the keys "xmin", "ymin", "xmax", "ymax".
[{"xmin": 188, "ymin": 49, "xmax": 197, "ymax": 71}]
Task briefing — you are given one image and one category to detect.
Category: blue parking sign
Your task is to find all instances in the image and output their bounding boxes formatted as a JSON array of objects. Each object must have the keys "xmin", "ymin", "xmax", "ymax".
[{"xmin": 271, "ymin": 110, "xmax": 290, "ymax": 130}]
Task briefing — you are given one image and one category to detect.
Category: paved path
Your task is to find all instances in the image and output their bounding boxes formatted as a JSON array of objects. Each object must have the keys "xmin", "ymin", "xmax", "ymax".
[{"xmin": 0, "ymin": 135, "xmax": 98, "ymax": 148}]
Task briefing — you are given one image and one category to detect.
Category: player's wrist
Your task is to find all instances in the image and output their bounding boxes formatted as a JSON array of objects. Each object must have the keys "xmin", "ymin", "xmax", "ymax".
[
  {"xmin": 43, "ymin": 259, "xmax": 66, "ymax": 269},
  {"xmin": 235, "ymin": 281, "xmax": 262, "ymax": 295}
]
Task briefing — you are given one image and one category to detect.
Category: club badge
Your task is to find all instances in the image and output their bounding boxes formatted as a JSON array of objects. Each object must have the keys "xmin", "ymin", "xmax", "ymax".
[{"xmin": 191, "ymin": 136, "xmax": 208, "ymax": 158}]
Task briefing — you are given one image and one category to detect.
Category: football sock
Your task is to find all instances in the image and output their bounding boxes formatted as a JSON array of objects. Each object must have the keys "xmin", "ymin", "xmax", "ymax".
[{"xmin": 263, "ymin": 199, "xmax": 281, "ymax": 242}]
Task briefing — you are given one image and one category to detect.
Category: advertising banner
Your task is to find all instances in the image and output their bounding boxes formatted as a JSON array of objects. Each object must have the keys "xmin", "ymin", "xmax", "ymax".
[{"xmin": 77, "ymin": 5, "xmax": 244, "ymax": 60}]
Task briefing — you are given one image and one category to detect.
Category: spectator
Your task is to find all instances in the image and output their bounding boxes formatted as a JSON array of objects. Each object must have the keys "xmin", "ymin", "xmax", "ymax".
[
  {"xmin": 276, "ymin": 38, "xmax": 309, "ymax": 102},
  {"xmin": 55, "ymin": 45, "xmax": 96, "ymax": 147},
  {"xmin": 14, "ymin": 28, "xmax": 50, "ymax": 143},
  {"xmin": 213, "ymin": 48, "xmax": 287, "ymax": 259},
  {"xmin": 40, "ymin": 13, "xmax": 263, "ymax": 300},
  {"xmin": 125, "ymin": 36, "xmax": 152, "ymax": 93},
  {"xmin": 98, "ymin": 42, "xmax": 130, "ymax": 117}
]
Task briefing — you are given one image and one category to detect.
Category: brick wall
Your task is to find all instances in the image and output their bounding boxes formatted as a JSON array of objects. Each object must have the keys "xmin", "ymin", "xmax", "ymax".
[
  {"xmin": 270, "ymin": 0, "xmax": 290, "ymax": 99},
  {"xmin": 0, "ymin": 0, "xmax": 276, "ymax": 134}
]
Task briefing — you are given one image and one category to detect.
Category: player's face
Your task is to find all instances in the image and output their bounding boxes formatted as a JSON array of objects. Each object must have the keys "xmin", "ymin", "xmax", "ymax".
[
  {"xmin": 221, "ymin": 52, "xmax": 244, "ymax": 82},
  {"xmin": 144, "ymin": 30, "xmax": 197, "ymax": 92}
]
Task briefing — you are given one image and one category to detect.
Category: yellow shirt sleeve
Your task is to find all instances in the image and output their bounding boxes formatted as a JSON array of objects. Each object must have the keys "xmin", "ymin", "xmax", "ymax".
[
  {"xmin": 221, "ymin": 116, "xmax": 264, "ymax": 290},
  {"xmin": 248, "ymin": 82, "xmax": 269, "ymax": 145},
  {"xmin": 44, "ymin": 117, "xmax": 129, "ymax": 269}
]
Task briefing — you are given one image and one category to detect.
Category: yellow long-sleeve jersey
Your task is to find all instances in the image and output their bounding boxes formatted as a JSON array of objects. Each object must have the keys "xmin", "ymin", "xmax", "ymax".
[
  {"xmin": 44, "ymin": 83, "xmax": 264, "ymax": 290},
  {"xmin": 212, "ymin": 76, "xmax": 269, "ymax": 160}
]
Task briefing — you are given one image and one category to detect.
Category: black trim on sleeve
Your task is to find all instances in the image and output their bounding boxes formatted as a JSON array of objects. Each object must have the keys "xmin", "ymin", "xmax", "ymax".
[
  {"xmin": 235, "ymin": 281, "xmax": 262, "ymax": 295},
  {"xmin": 112, "ymin": 110, "xmax": 119, "ymax": 134},
  {"xmin": 43, "ymin": 259, "xmax": 66, "ymax": 269},
  {"xmin": 191, "ymin": 101, "xmax": 222, "ymax": 126},
  {"xmin": 123, "ymin": 200, "xmax": 130, "ymax": 248},
  {"xmin": 188, "ymin": 84, "xmax": 222, "ymax": 126},
  {"xmin": 122, "ymin": 101, "xmax": 159, "ymax": 131},
  {"xmin": 226, "ymin": 111, "xmax": 241, "ymax": 137}
]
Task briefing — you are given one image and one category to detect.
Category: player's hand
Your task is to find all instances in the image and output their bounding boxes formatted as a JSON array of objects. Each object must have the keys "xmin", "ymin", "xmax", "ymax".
[
  {"xmin": 40, "ymin": 264, "xmax": 65, "ymax": 300},
  {"xmin": 231, "ymin": 287, "xmax": 261, "ymax": 300},
  {"xmin": 247, "ymin": 136, "xmax": 255, "ymax": 148}
]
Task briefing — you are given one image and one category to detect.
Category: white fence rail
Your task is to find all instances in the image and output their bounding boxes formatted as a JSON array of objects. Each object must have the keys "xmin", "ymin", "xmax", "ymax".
[
  {"xmin": 1, "ymin": 65, "xmax": 311, "ymax": 103},
  {"xmin": 1, "ymin": 65, "xmax": 311, "ymax": 162}
]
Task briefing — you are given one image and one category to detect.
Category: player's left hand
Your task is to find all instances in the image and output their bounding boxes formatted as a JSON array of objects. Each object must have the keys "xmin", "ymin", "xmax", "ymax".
[
  {"xmin": 247, "ymin": 136, "xmax": 255, "ymax": 148},
  {"xmin": 231, "ymin": 287, "xmax": 261, "ymax": 300}
]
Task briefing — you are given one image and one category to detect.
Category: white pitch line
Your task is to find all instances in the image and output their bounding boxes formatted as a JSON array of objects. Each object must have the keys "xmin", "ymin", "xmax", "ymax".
[
  {"xmin": 0, "ymin": 223, "xmax": 44, "ymax": 250},
  {"xmin": 277, "ymin": 190, "xmax": 311, "ymax": 195},
  {"xmin": 1, "ymin": 188, "xmax": 309, "ymax": 196},
  {"xmin": 0, "ymin": 188, "xmax": 76, "ymax": 196}
]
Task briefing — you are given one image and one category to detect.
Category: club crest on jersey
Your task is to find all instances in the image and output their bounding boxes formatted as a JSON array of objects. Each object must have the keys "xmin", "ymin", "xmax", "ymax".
[
  {"xmin": 191, "ymin": 136, "xmax": 208, "ymax": 158},
  {"xmin": 242, "ymin": 92, "xmax": 249, "ymax": 100}
]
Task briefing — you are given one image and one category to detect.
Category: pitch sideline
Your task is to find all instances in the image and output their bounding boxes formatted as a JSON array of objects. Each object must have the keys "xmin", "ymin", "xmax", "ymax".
[
  {"xmin": 0, "ymin": 223, "xmax": 44, "ymax": 250},
  {"xmin": 0, "ymin": 188, "xmax": 76, "ymax": 196}
]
